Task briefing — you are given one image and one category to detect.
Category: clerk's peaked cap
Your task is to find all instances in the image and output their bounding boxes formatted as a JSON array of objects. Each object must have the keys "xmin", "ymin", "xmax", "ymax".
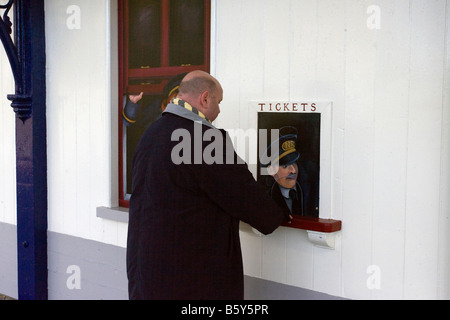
[{"xmin": 261, "ymin": 126, "xmax": 300, "ymax": 167}]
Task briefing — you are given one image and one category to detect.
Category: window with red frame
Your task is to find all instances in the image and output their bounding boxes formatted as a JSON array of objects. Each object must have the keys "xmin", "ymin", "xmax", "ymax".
[{"xmin": 118, "ymin": 0, "xmax": 211, "ymax": 207}]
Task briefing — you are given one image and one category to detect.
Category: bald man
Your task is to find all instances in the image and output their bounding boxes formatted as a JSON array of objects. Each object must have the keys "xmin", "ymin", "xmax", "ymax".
[{"xmin": 126, "ymin": 71, "xmax": 286, "ymax": 300}]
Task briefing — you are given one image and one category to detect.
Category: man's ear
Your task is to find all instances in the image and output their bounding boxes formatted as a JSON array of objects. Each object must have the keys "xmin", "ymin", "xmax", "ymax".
[{"xmin": 200, "ymin": 91, "xmax": 209, "ymax": 109}]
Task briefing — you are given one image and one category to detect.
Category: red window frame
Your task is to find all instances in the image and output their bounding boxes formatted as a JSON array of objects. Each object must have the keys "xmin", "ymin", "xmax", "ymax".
[{"xmin": 118, "ymin": 0, "xmax": 211, "ymax": 208}]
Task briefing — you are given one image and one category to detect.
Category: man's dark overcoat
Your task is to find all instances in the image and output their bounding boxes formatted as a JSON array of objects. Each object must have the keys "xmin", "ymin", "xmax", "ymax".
[{"xmin": 127, "ymin": 102, "xmax": 285, "ymax": 300}]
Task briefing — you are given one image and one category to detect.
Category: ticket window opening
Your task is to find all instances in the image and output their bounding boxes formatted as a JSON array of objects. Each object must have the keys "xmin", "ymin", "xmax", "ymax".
[{"xmin": 257, "ymin": 112, "xmax": 321, "ymax": 218}]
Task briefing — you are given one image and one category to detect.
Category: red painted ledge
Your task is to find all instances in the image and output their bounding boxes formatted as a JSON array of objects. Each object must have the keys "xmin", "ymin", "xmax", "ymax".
[{"xmin": 281, "ymin": 216, "xmax": 342, "ymax": 233}]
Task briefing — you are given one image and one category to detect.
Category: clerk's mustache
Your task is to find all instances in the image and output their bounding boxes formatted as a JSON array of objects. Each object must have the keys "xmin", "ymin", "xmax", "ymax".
[{"xmin": 286, "ymin": 173, "xmax": 297, "ymax": 180}]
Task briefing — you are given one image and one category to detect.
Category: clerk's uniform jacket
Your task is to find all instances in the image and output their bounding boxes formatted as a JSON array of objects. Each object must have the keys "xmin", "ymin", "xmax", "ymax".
[
  {"xmin": 265, "ymin": 176, "xmax": 304, "ymax": 218},
  {"xmin": 126, "ymin": 99, "xmax": 286, "ymax": 300}
]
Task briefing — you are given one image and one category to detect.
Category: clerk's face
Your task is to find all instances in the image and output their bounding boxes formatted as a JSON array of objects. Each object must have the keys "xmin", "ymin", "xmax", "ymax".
[{"xmin": 271, "ymin": 163, "xmax": 298, "ymax": 189}]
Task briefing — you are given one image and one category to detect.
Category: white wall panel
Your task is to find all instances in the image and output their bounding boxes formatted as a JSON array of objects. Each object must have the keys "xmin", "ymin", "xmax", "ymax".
[
  {"xmin": 290, "ymin": 0, "xmax": 319, "ymax": 99},
  {"xmin": 285, "ymin": 2, "xmax": 321, "ymax": 292},
  {"xmin": 370, "ymin": 0, "xmax": 410, "ymax": 300},
  {"xmin": 258, "ymin": 0, "xmax": 291, "ymax": 288},
  {"xmin": 285, "ymin": 227, "xmax": 314, "ymax": 290},
  {"xmin": 239, "ymin": 226, "xmax": 263, "ymax": 279},
  {"xmin": 46, "ymin": 0, "xmax": 122, "ymax": 246},
  {"xmin": 213, "ymin": 0, "xmax": 242, "ymax": 131},
  {"xmin": 311, "ymin": 0, "xmax": 346, "ymax": 297},
  {"xmin": 438, "ymin": 0, "xmax": 450, "ymax": 300},
  {"xmin": 404, "ymin": 0, "xmax": 446, "ymax": 299},
  {"xmin": 262, "ymin": 0, "xmax": 291, "ymax": 100},
  {"xmin": 341, "ymin": 0, "xmax": 377, "ymax": 300},
  {"xmin": 238, "ymin": 0, "xmax": 266, "ymax": 132},
  {"xmin": 0, "ymin": 34, "xmax": 16, "ymax": 226},
  {"xmin": 217, "ymin": 0, "xmax": 450, "ymax": 300}
]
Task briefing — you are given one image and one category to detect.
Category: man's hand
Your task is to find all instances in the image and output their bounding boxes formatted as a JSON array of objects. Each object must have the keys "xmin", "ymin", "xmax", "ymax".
[{"xmin": 129, "ymin": 92, "xmax": 144, "ymax": 104}]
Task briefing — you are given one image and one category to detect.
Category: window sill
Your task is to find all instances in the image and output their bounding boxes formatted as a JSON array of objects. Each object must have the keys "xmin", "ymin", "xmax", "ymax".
[
  {"xmin": 96, "ymin": 206, "xmax": 129, "ymax": 223},
  {"xmin": 282, "ymin": 216, "xmax": 342, "ymax": 233}
]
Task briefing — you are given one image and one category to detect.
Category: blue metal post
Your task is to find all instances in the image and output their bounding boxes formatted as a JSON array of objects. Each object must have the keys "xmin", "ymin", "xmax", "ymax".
[{"xmin": 0, "ymin": 0, "xmax": 47, "ymax": 300}]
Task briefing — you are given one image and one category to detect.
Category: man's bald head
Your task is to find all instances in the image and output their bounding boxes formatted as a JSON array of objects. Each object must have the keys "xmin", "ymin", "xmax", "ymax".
[
  {"xmin": 178, "ymin": 70, "xmax": 221, "ymax": 97},
  {"xmin": 177, "ymin": 71, "xmax": 223, "ymax": 122}
]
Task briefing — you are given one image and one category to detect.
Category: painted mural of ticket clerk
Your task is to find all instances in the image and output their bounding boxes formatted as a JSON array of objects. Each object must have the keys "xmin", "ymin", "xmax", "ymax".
[{"xmin": 262, "ymin": 127, "xmax": 305, "ymax": 219}]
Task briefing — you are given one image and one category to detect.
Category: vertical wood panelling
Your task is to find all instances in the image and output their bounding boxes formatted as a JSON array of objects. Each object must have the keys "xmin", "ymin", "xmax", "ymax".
[
  {"xmin": 262, "ymin": 0, "xmax": 291, "ymax": 100},
  {"xmin": 85, "ymin": 3, "xmax": 111, "ymax": 241},
  {"xmin": 340, "ymin": 0, "xmax": 377, "ymax": 299},
  {"xmin": 438, "ymin": 0, "xmax": 450, "ymax": 300},
  {"xmin": 0, "ymin": 46, "xmax": 16, "ymax": 226},
  {"xmin": 238, "ymin": 0, "xmax": 265, "ymax": 133},
  {"xmin": 285, "ymin": 0, "xmax": 321, "ymax": 292},
  {"xmin": 46, "ymin": 0, "xmax": 78, "ymax": 235},
  {"xmin": 404, "ymin": 0, "xmax": 446, "ymax": 299},
  {"xmin": 285, "ymin": 227, "xmax": 314, "ymax": 290},
  {"xmin": 259, "ymin": 0, "xmax": 291, "ymax": 286},
  {"xmin": 261, "ymin": 229, "xmax": 287, "ymax": 284},
  {"xmin": 289, "ymin": 0, "xmax": 319, "ymax": 99},
  {"xmin": 311, "ymin": 0, "xmax": 346, "ymax": 297},
  {"xmin": 213, "ymin": 0, "xmax": 242, "ymax": 131},
  {"xmin": 234, "ymin": 0, "xmax": 266, "ymax": 279},
  {"xmin": 46, "ymin": 0, "xmax": 121, "ymax": 246},
  {"xmin": 262, "ymin": 0, "xmax": 300, "ymax": 285},
  {"xmin": 371, "ymin": 0, "xmax": 411, "ymax": 300}
]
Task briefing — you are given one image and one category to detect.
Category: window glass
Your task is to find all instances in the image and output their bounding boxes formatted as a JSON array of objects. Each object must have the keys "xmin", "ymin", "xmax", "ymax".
[
  {"xmin": 119, "ymin": 0, "xmax": 210, "ymax": 206},
  {"xmin": 128, "ymin": 0, "xmax": 161, "ymax": 69},
  {"xmin": 170, "ymin": 0, "xmax": 205, "ymax": 66}
]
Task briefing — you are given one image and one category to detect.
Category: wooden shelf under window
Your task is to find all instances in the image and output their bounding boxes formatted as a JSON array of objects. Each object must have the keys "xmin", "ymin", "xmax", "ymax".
[{"xmin": 282, "ymin": 216, "xmax": 342, "ymax": 233}]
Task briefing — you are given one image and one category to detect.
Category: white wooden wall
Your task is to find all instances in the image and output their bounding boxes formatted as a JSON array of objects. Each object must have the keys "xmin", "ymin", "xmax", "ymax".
[
  {"xmin": 45, "ymin": 0, "xmax": 124, "ymax": 245},
  {"xmin": 214, "ymin": 0, "xmax": 450, "ymax": 299},
  {"xmin": 0, "ymin": 31, "xmax": 16, "ymax": 226},
  {"xmin": 0, "ymin": 0, "xmax": 449, "ymax": 300}
]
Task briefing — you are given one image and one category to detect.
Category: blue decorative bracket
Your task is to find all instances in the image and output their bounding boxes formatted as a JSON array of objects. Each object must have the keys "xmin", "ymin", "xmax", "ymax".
[
  {"xmin": 0, "ymin": 0, "xmax": 32, "ymax": 122},
  {"xmin": 0, "ymin": 1, "xmax": 19, "ymax": 81}
]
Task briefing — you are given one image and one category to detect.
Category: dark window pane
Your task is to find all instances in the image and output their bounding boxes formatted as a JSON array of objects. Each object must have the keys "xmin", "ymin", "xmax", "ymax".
[
  {"xmin": 170, "ymin": 0, "xmax": 205, "ymax": 66},
  {"xmin": 128, "ymin": 0, "xmax": 161, "ymax": 69}
]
